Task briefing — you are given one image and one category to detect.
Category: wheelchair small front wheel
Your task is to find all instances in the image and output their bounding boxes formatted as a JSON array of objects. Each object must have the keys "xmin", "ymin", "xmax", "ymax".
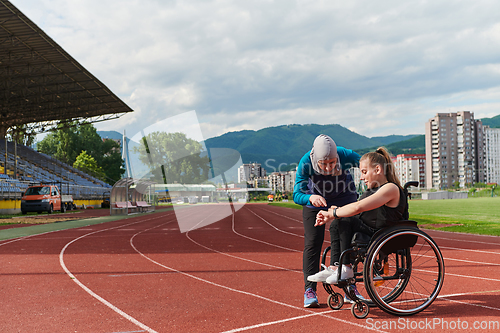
[
  {"xmin": 351, "ymin": 300, "xmax": 369, "ymax": 319},
  {"xmin": 327, "ymin": 292, "xmax": 344, "ymax": 310}
]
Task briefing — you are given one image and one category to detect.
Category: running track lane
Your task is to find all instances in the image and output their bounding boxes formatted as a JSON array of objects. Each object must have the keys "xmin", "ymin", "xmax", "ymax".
[{"xmin": 0, "ymin": 203, "xmax": 499, "ymax": 332}]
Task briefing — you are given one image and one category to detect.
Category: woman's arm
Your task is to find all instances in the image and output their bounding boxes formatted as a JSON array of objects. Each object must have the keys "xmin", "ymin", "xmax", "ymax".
[{"xmin": 315, "ymin": 183, "xmax": 400, "ymax": 226}]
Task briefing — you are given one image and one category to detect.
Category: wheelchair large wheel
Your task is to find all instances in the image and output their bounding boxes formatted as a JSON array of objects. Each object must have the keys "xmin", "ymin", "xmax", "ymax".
[{"xmin": 364, "ymin": 228, "xmax": 444, "ymax": 316}]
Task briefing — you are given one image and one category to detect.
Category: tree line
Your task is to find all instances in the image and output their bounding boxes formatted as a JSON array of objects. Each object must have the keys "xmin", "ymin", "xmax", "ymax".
[
  {"xmin": 36, "ymin": 124, "xmax": 210, "ymax": 185},
  {"xmin": 37, "ymin": 122, "xmax": 124, "ymax": 184}
]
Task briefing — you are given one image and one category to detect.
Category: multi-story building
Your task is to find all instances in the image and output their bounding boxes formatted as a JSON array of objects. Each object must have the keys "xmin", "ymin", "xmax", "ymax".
[
  {"xmin": 425, "ymin": 111, "xmax": 484, "ymax": 189},
  {"xmin": 267, "ymin": 171, "xmax": 296, "ymax": 193},
  {"xmin": 248, "ymin": 177, "xmax": 270, "ymax": 189},
  {"xmin": 396, "ymin": 154, "xmax": 426, "ymax": 188},
  {"xmin": 237, "ymin": 163, "xmax": 266, "ymax": 183},
  {"xmin": 484, "ymin": 126, "xmax": 500, "ymax": 184}
]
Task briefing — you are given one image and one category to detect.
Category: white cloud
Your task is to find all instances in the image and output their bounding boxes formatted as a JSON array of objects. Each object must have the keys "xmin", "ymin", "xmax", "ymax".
[{"xmin": 10, "ymin": 0, "xmax": 500, "ymax": 140}]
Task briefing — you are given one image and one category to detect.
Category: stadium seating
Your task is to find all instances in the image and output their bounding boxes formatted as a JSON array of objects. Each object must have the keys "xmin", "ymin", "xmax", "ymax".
[{"xmin": 0, "ymin": 139, "xmax": 112, "ymax": 199}]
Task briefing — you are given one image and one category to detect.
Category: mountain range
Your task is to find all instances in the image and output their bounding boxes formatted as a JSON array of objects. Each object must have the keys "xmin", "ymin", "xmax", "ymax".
[
  {"xmin": 99, "ymin": 113, "xmax": 498, "ymax": 175},
  {"xmin": 203, "ymin": 124, "xmax": 422, "ymax": 172},
  {"xmin": 481, "ymin": 114, "xmax": 500, "ymax": 128}
]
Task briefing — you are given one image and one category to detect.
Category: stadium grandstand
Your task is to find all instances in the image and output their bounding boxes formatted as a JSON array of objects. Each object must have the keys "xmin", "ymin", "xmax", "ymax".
[{"xmin": 0, "ymin": 0, "xmax": 133, "ymax": 212}]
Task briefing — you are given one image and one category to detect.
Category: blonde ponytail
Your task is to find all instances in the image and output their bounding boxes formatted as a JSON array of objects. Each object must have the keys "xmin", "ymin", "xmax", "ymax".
[{"xmin": 360, "ymin": 147, "xmax": 402, "ymax": 189}]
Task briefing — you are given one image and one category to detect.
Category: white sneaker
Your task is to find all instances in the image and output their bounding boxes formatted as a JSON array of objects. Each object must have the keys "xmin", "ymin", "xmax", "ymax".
[
  {"xmin": 325, "ymin": 265, "xmax": 354, "ymax": 284},
  {"xmin": 307, "ymin": 264, "xmax": 336, "ymax": 282}
]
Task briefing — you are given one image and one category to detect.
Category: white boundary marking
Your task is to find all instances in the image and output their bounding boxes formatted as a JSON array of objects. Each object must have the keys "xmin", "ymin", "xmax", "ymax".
[
  {"xmin": 220, "ymin": 312, "xmax": 339, "ymax": 333},
  {"xmin": 439, "ymin": 245, "xmax": 500, "ymax": 256},
  {"xmin": 229, "ymin": 207, "xmax": 301, "ymax": 253},
  {"xmin": 4, "ymin": 204, "xmax": 500, "ymax": 332},
  {"xmin": 129, "ymin": 214, "xmax": 386, "ymax": 333},
  {"xmin": 59, "ymin": 214, "xmax": 173, "ymax": 333}
]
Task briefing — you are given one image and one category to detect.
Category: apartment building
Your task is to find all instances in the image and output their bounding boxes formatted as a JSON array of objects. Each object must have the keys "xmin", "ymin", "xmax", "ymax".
[
  {"xmin": 267, "ymin": 171, "xmax": 296, "ymax": 193},
  {"xmin": 484, "ymin": 126, "xmax": 500, "ymax": 184},
  {"xmin": 396, "ymin": 154, "xmax": 426, "ymax": 188},
  {"xmin": 425, "ymin": 111, "xmax": 484, "ymax": 189},
  {"xmin": 237, "ymin": 163, "xmax": 266, "ymax": 183}
]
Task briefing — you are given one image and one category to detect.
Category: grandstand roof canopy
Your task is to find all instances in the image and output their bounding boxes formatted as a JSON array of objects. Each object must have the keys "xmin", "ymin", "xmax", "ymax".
[{"xmin": 0, "ymin": 0, "xmax": 133, "ymax": 134}]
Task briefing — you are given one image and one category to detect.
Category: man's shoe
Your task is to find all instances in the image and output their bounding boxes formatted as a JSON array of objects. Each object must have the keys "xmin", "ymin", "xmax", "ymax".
[
  {"xmin": 325, "ymin": 265, "xmax": 354, "ymax": 284},
  {"xmin": 304, "ymin": 288, "xmax": 319, "ymax": 308},
  {"xmin": 307, "ymin": 264, "xmax": 336, "ymax": 282}
]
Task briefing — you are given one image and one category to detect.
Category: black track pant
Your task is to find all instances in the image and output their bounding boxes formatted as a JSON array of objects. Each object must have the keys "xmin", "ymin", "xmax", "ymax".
[
  {"xmin": 329, "ymin": 216, "xmax": 375, "ymax": 265},
  {"xmin": 302, "ymin": 206, "xmax": 329, "ymax": 291}
]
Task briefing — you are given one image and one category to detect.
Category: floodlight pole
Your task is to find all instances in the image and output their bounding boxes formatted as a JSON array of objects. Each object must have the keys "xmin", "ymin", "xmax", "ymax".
[
  {"xmin": 4, "ymin": 133, "xmax": 7, "ymax": 176},
  {"xmin": 14, "ymin": 140, "xmax": 17, "ymax": 180}
]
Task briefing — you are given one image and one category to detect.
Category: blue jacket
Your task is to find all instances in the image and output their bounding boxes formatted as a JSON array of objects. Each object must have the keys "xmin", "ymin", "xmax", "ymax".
[{"xmin": 293, "ymin": 147, "xmax": 360, "ymax": 208}]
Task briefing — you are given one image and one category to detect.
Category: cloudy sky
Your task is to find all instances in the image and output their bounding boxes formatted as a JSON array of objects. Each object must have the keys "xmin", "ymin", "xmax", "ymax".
[{"xmin": 12, "ymin": 0, "xmax": 500, "ymax": 141}]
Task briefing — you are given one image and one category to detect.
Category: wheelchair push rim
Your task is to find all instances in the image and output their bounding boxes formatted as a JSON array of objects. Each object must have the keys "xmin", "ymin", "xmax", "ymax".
[{"xmin": 364, "ymin": 229, "xmax": 445, "ymax": 316}]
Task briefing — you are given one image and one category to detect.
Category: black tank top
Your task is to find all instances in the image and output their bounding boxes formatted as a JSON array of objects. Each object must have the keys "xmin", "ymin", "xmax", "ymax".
[{"xmin": 358, "ymin": 183, "xmax": 407, "ymax": 229}]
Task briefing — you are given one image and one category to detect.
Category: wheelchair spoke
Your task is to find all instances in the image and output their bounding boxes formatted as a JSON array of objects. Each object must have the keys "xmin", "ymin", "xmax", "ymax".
[{"xmin": 364, "ymin": 229, "xmax": 444, "ymax": 316}]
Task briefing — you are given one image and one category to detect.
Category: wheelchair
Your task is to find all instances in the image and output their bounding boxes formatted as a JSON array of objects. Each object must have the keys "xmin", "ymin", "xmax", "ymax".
[{"xmin": 321, "ymin": 181, "xmax": 445, "ymax": 319}]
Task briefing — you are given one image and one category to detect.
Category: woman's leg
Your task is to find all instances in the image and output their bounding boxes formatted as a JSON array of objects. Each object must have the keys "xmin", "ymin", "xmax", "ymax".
[
  {"xmin": 331, "ymin": 216, "xmax": 375, "ymax": 265},
  {"xmin": 303, "ymin": 207, "xmax": 324, "ymax": 291},
  {"xmin": 329, "ymin": 218, "xmax": 342, "ymax": 266}
]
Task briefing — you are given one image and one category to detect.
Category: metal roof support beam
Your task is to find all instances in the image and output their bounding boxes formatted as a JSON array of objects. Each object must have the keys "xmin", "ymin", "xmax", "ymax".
[{"xmin": 0, "ymin": 0, "xmax": 133, "ymax": 134}]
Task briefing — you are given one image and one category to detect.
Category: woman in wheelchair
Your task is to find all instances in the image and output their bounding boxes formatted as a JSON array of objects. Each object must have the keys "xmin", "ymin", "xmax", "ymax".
[
  {"xmin": 308, "ymin": 147, "xmax": 406, "ymax": 286},
  {"xmin": 307, "ymin": 147, "xmax": 444, "ymax": 318}
]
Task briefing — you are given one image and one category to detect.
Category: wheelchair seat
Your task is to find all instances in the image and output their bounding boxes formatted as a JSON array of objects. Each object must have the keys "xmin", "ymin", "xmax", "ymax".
[
  {"xmin": 351, "ymin": 232, "xmax": 371, "ymax": 247},
  {"xmin": 351, "ymin": 221, "xmax": 418, "ymax": 248}
]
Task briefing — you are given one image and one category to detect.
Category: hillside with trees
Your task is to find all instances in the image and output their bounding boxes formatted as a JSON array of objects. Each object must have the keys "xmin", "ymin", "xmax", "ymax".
[{"xmin": 204, "ymin": 124, "xmax": 420, "ymax": 171}]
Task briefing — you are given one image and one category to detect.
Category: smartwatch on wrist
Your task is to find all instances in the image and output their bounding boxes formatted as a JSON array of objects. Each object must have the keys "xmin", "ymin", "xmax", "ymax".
[{"xmin": 333, "ymin": 207, "xmax": 339, "ymax": 219}]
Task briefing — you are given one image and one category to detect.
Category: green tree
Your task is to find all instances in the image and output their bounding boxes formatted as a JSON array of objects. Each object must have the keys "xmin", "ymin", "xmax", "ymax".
[
  {"xmin": 36, "ymin": 132, "xmax": 59, "ymax": 156},
  {"xmin": 133, "ymin": 132, "xmax": 210, "ymax": 184},
  {"xmin": 101, "ymin": 139, "xmax": 125, "ymax": 183},
  {"xmin": 56, "ymin": 122, "xmax": 80, "ymax": 164},
  {"xmin": 78, "ymin": 124, "xmax": 103, "ymax": 164},
  {"xmin": 73, "ymin": 151, "xmax": 105, "ymax": 180},
  {"xmin": 37, "ymin": 122, "xmax": 124, "ymax": 184},
  {"xmin": 7, "ymin": 125, "xmax": 37, "ymax": 146}
]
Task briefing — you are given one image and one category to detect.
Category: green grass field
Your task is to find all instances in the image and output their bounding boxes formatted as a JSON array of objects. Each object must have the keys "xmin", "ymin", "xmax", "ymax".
[{"xmin": 269, "ymin": 197, "xmax": 500, "ymax": 236}]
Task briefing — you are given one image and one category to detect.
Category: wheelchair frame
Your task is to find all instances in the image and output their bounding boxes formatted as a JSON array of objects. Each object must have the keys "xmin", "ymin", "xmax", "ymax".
[{"xmin": 320, "ymin": 182, "xmax": 445, "ymax": 319}]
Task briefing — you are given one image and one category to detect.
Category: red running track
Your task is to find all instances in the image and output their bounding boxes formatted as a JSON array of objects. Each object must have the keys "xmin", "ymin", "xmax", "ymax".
[{"xmin": 1, "ymin": 203, "xmax": 499, "ymax": 332}]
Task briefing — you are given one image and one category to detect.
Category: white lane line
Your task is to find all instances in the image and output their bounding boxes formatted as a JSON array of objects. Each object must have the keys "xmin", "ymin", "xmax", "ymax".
[
  {"xmin": 442, "ymin": 271, "xmax": 500, "ymax": 283},
  {"xmin": 186, "ymin": 215, "xmax": 301, "ymax": 273},
  {"xmin": 183, "ymin": 205, "xmax": 301, "ymax": 272},
  {"xmin": 220, "ymin": 311, "xmax": 339, "ymax": 333},
  {"xmin": 437, "ymin": 290, "xmax": 500, "ymax": 312},
  {"xmin": 246, "ymin": 207, "xmax": 303, "ymax": 239},
  {"xmin": 0, "ymin": 229, "xmax": 65, "ymax": 247},
  {"xmin": 249, "ymin": 206, "xmax": 500, "ymax": 279},
  {"xmin": 439, "ymin": 246, "xmax": 500, "ymax": 256},
  {"xmin": 159, "ymin": 205, "xmax": 499, "ymax": 331},
  {"xmin": 129, "ymin": 221, "xmax": 386, "ymax": 333},
  {"xmin": 251, "ymin": 206, "xmax": 331, "ymax": 244},
  {"xmin": 430, "ymin": 232, "xmax": 500, "ymax": 246},
  {"xmin": 442, "ymin": 255, "xmax": 500, "ymax": 266},
  {"xmin": 230, "ymin": 208, "xmax": 301, "ymax": 253},
  {"xmin": 59, "ymin": 214, "xmax": 172, "ymax": 333},
  {"xmin": 260, "ymin": 207, "xmax": 303, "ymax": 223}
]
